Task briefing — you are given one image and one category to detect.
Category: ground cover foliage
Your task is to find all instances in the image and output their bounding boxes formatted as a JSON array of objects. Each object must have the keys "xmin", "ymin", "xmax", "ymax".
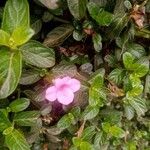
[{"xmin": 0, "ymin": 0, "xmax": 150, "ymax": 149}]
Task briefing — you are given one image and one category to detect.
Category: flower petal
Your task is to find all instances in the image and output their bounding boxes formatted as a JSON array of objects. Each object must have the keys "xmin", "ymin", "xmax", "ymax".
[
  {"xmin": 67, "ymin": 78, "xmax": 81, "ymax": 92},
  {"xmin": 45, "ymin": 86, "xmax": 57, "ymax": 101},
  {"xmin": 57, "ymin": 87, "xmax": 74, "ymax": 105},
  {"xmin": 53, "ymin": 76, "xmax": 72, "ymax": 89}
]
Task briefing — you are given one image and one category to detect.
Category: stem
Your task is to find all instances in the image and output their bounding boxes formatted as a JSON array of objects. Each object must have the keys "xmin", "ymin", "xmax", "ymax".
[{"xmin": 139, "ymin": 0, "xmax": 148, "ymax": 7}]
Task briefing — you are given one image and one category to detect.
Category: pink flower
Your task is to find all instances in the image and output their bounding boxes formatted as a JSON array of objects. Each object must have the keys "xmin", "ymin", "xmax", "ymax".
[{"xmin": 46, "ymin": 76, "xmax": 80, "ymax": 105}]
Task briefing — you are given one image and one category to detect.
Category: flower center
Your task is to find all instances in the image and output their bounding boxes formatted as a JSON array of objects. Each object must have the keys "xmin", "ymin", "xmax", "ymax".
[{"xmin": 59, "ymin": 84, "xmax": 68, "ymax": 91}]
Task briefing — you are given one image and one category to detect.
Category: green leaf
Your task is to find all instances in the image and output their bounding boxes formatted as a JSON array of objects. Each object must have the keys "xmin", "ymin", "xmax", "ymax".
[
  {"xmin": 0, "ymin": 49, "xmax": 22, "ymax": 99},
  {"xmin": 81, "ymin": 126, "xmax": 95, "ymax": 142},
  {"xmin": 57, "ymin": 113, "xmax": 75, "ymax": 129},
  {"xmin": 2, "ymin": 0, "xmax": 30, "ymax": 34},
  {"xmin": 80, "ymin": 141, "xmax": 94, "ymax": 150},
  {"xmin": 87, "ymin": 2, "xmax": 113, "ymax": 26},
  {"xmin": 72, "ymin": 137, "xmax": 82, "ymax": 147},
  {"xmin": 123, "ymin": 52, "xmax": 135, "ymax": 70},
  {"xmin": 92, "ymin": 33, "xmax": 102, "ymax": 52},
  {"xmin": 100, "ymin": 109, "xmax": 122, "ymax": 124},
  {"xmin": 9, "ymin": 98, "xmax": 30, "ymax": 112},
  {"xmin": 38, "ymin": 0, "xmax": 59, "ymax": 10},
  {"xmin": 110, "ymin": 125, "xmax": 125, "ymax": 138},
  {"xmin": 102, "ymin": 122, "xmax": 111, "ymax": 133},
  {"xmin": 70, "ymin": 107, "xmax": 81, "ymax": 120},
  {"xmin": 108, "ymin": 68, "xmax": 124, "ymax": 85},
  {"xmin": 82, "ymin": 106, "xmax": 99, "ymax": 120},
  {"xmin": 89, "ymin": 88, "xmax": 106, "ymax": 107},
  {"xmin": 127, "ymin": 43, "xmax": 146, "ymax": 59},
  {"xmin": 0, "ymin": 111, "xmax": 12, "ymax": 132},
  {"xmin": 124, "ymin": 141, "xmax": 137, "ymax": 150},
  {"xmin": 144, "ymin": 75, "xmax": 150, "ymax": 95},
  {"xmin": 89, "ymin": 68, "xmax": 105, "ymax": 89},
  {"xmin": 102, "ymin": 122, "xmax": 125, "ymax": 138},
  {"xmin": 14, "ymin": 111, "xmax": 40, "ymax": 126},
  {"xmin": 11, "ymin": 26, "xmax": 34, "ymax": 46},
  {"xmin": 3, "ymin": 126, "xmax": 14, "ymax": 136},
  {"xmin": 67, "ymin": 0, "xmax": 87, "ymax": 20},
  {"xmin": 5, "ymin": 129, "xmax": 30, "ymax": 150},
  {"xmin": 123, "ymin": 52, "xmax": 149, "ymax": 77},
  {"xmin": 133, "ymin": 57, "xmax": 149, "ymax": 77},
  {"xmin": 104, "ymin": 54, "xmax": 117, "ymax": 67},
  {"xmin": 52, "ymin": 64, "xmax": 77, "ymax": 78},
  {"xmin": 0, "ymin": 29, "xmax": 10, "ymax": 46},
  {"xmin": 129, "ymin": 97, "xmax": 147, "ymax": 116},
  {"xmin": 116, "ymin": 35, "xmax": 128, "ymax": 49},
  {"xmin": 19, "ymin": 69, "xmax": 41, "ymax": 85},
  {"xmin": 124, "ymin": 104, "xmax": 135, "ymax": 120},
  {"xmin": 127, "ymin": 85, "xmax": 143, "ymax": 97},
  {"xmin": 43, "ymin": 24, "xmax": 74, "ymax": 47},
  {"xmin": 20, "ymin": 40, "xmax": 55, "ymax": 68},
  {"xmin": 124, "ymin": 0, "xmax": 132, "ymax": 9},
  {"xmin": 73, "ymin": 30, "xmax": 83, "ymax": 41},
  {"xmin": 129, "ymin": 74, "xmax": 141, "ymax": 87},
  {"xmin": 109, "ymin": 13, "xmax": 129, "ymax": 38},
  {"xmin": 89, "ymin": 69, "xmax": 105, "ymax": 107},
  {"xmin": 31, "ymin": 19, "xmax": 42, "ymax": 35}
]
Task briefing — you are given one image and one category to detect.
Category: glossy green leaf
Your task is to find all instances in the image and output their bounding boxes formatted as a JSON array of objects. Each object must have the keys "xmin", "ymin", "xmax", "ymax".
[
  {"xmin": 72, "ymin": 137, "xmax": 82, "ymax": 147},
  {"xmin": 127, "ymin": 85, "xmax": 143, "ymax": 97},
  {"xmin": 38, "ymin": 0, "xmax": 59, "ymax": 10},
  {"xmin": 20, "ymin": 40, "xmax": 55, "ymax": 68},
  {"xmin": 0, "ymin": 111, "xmax": 11, "ymax": 132},
  {"xmin": 110, "ymin": 125, "xmax": 125, "ymax": 138},
  {"xmin": 14, "ymin": 111, "xmax": 40, "ymax": 126},
  {"xmin": 5, "ymin": 129, "xmax": 30, "ymax": 150},
  {"xmin": 89, "ymin": 68, "xmax": 105, "ymax": 89},
  {"xmin": 129, "ymin": 74, "xmax": 141, "ymax": 87},
  {"xmin": 89, "ymin": 88, "xmax": 106, "ymax": 107},
  {"xmin": 127, "ymin": 43, "xmax": 146, "ymax": 59},
  {"xmin": 102, "ymin": 122, "xmax": 111, "ymax": 133},
  {"xmin": 123, "ymin": 52, "xmax": 134, "ymax": 70},
  {"xmin": 124, "ymin": 141, "xmax": 137, "ymax": 150},
  {"xmin": 144, "ymin": 75, "xmax": 150, "ymax": 95},
  {"xmin": 11, "ymin": 26, "xmax": 34, "ymax": 46},
  {"xmin": 67, "ymin": 0, "xmax": 87, "ymax": 20},
  {"xmin": 104, "ymin": 54, "xmax": 117, "ymax": 67},
  {"xmin": 0, "ymin": 49, "xmax": 22, "ymax": 99},
  {"xmin": 87, "ymin": 2, "xmax": 113, "ymax": 26},
  {"xmin": 92, "ymin": 33, "xmax": 102, "ymax": 52},
  {"xmin": 129, "ymin": 97, "xmax": 147, "ymax": 116},
  {"xmin": 31, "ymin": 19, "xmax": 42, "ymax": 35},
  {"xmin": 124, "ymin": 0, "xmax": 132, "ymax": 9},
  {"xmin": 89, "ymin": 69, "xmax": 105, "ymax": 107},
  {"xmin": 133, "ymin": 57, "xmax": 149, "ymax": 77},
  {"xmin": 109, "ymin": 13, "xmax": 129, "ymax": 38},
  {"xmin": 80, "ymin": 141, "xmax": 94, "ymax": 150},
  {"xmin": 124, "ymin": 104, "xmax": 135, "ymax": 120},
  {"xmin": 123, "ymin": 52, "xmax": 149, "ymax": 77},
  {"xmin": 108, "ymin": 68, "xmax": 124, "ymax": 85},
  {"xmin": 82, "ymin": 106, "xmax": 99, "ymax": 120},
  {"xmin": 81, "ymin": 126, "xmax": 95, "ymax": 142},
  {"xmin": 0, "ymin": 29, "xmax": 10, "ymax": 46},
  {"xmin": 19, "ymin": 69, "xmax": 41, "ymax": 85},
  {"xmin": 73, "ymin": 30, "xmax": 83, "ymax": 41},
  {"xmin": 2, "ymin": 0, "xmax": 29, "ymax": 34},
  {"xmin": 43, "ymin": 24, "xmax": 74, "ymax": 47},
  {"xmin": 9, "ymin": 98, "xmax": 30, "ymax": 112},
  {"xmin": 102, "ymin": 122, "xmax": 125, "ymax": 138},
  {"xmin": 52, "ymin": 64, "xmax": 77, "ymax": 78},
  {"xmin": 57, "ymin": 113, "xmax": 75, "ymax": 130},
  {"xmin": 100, "ymin": 109, "xmax": 122, "ymax": 124}
]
